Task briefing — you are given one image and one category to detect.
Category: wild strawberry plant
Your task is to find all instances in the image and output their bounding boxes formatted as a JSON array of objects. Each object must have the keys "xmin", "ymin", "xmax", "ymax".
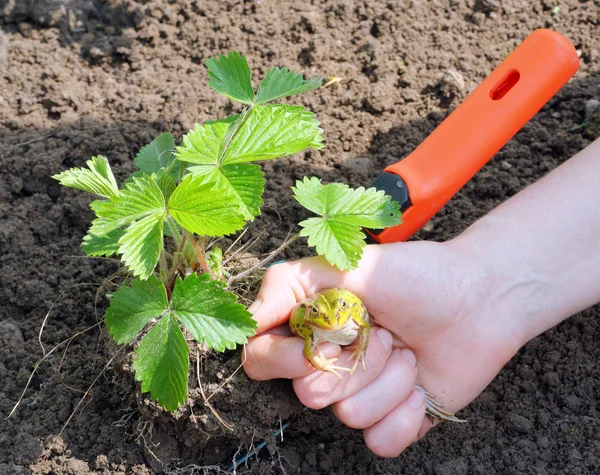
[{"xmin": 53, "ymin": 52, "xmax": 401, "ymax": 411}]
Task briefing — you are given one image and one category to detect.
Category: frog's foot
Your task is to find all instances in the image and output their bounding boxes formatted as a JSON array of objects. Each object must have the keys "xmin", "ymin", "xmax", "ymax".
[
  {"xmin": 310, "ymin": 349, "xmax": 352, "ymax": 379},
  {"xmin": 415, "ymin": 385, "xmax": 466, "ymax": 423},
  {"xmin": 346, "ymin": 346, "xmax": 367, "ymax": 375}
]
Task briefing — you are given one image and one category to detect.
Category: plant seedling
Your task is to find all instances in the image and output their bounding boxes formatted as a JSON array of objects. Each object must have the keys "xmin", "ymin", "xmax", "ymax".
[{"xmin": 53, "ymin": 51, "xmax": 402, "ymax": 411}]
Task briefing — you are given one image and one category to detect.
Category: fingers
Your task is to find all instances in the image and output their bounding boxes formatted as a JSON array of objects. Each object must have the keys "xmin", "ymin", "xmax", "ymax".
[
  {"xmin": 332, "ymin": 348, "xmax": 418, "ymax": 429},
  {"xmin": 363, "ymin": 387, "xmax": 427, "ymax": 458},
  {"xmin": 243, "ymin": 331, "xmax": 341, "ymax": 381},
  {"xmin": 292, "ymin": 328, "xmax": 393, "ymax": 409}
]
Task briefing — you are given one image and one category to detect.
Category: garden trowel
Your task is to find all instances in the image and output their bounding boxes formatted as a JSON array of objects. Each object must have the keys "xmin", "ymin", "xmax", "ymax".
[{"xmin": 366, "ymin": 28, "xmax": 580, "ymax": 243}]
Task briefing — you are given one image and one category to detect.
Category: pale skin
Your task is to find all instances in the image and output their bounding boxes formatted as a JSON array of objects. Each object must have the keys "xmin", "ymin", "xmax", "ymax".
[{"xmin": 243, "ymin": 136, "xmax": 600, "ymax": 457}]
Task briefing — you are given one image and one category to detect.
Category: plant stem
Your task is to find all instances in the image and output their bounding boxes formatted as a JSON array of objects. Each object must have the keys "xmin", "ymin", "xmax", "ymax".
[
  {"xmin": 217, "ymin": 107, "xmax": 252, "ymax": 166},
  {"xmin": 165, "ymin": 216, "xmax": 183, "ymax": 247},
  {"xmin": 227, "ymin": 231, "xmax": 301, "ymax": 285},
  {"xmin": 185, "ymin": 229, "xmax": 214, "ymax": 278}
]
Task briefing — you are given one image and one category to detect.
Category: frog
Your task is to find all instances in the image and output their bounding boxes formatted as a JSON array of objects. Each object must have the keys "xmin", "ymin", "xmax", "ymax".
[{"xmin": 289, "ymin": 288, "xmax": 465, "ymax": 423}]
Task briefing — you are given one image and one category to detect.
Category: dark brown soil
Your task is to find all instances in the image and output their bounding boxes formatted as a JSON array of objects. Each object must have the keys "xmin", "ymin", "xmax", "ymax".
[{"xmin": 1, "ymin": 0, "xmax": 600, "ymax": 473}]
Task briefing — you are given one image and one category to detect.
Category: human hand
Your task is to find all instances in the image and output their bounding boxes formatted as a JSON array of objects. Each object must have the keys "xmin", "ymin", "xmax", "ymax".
[{"xmin": 243, "ymin": 241, "xmax": 522, "ymax": 457}]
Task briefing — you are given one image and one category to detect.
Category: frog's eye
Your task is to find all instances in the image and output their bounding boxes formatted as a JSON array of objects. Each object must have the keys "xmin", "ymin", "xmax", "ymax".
[
  {"xmin": 341, "ymin": 301, "xmax": 347, "ymax": 308},
  {"xmin": 311, "ymin": 307, "xmax": 319, "ymax": 314}
]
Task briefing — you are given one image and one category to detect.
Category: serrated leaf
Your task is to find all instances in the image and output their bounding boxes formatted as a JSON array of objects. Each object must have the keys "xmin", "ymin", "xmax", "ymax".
[
  {"xmin": 167, "ymin": 174, "xmax": 246, "ymax": 236},
  {"xmin": 156, "ymin": 172, "xmax": 177, "ymax": 202},
  {"xmin": 171, "ymin": 274, "xmax": 256, "ymax": 351},
  {"xmin": 53, "ymin": 156, "xmax": 119, "ymax": 199},
  {"xmin": 89, "ymin": 174, "xmax": 166, "ymax": 236},
  {"xmin": 256, "ymin": 67, "xmax": 322, "ymax": 104},
  {"xmin": 293, "ymin": 177, "xmax": 401, "ymax": 228},
  {"xmin": 222, "ymin": 105, "xmax": 324, "ymax": 164},
  {"xmin": 298, "ymin": 217, "xmax": 365, "ymax": 271},
  {"xmin": 118, "ymin": 211, "xmax": 165, "ymax": 279},
  {"xmin": 132, "ymin": 314, "xmax": 189, "ymax": 411},
  {"xmin": 105, "ymin": 276, "xmax": 168, "ymax": 344},
  {"xmin": 174, "ymin": 118, "xmax": 235, "ymax": 165},
  {"xmin": 205, "ymin": 51, "xmax": 254, "ymax": 105},
  {"xmin": 188, "ymin": 163, "xmax": 264, "ymax": 220},
  {"xmin": 292, "ymin": 177, "xmax": 402, "ymax": 270},
  {"xmin": 134, "ymin": 133, "xmax": 176, "ymax": 175},
  {"xmin": 81, "ymin": 228, "xmax": 124, "ymax": 257}
]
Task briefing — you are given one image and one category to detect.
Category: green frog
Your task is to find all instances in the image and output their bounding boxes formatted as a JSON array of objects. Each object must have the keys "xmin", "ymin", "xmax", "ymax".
[{"xmin": 289, "ymin": 288, "xmax": 465, "ymax": 423}]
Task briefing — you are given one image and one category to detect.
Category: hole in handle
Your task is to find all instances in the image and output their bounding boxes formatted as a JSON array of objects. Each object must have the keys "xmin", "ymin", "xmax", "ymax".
[{"xmin": 489, "ymin": 69, "xmax": 520, "ymax": 101}]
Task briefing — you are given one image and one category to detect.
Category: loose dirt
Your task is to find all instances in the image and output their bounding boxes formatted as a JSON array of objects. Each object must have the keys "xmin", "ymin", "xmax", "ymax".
[{"xmin": 1, "ymin": 1, "xmax": 599, "ymax": 473}]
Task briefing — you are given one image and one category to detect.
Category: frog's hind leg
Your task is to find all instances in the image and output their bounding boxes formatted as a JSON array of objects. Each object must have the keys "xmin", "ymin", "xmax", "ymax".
[
  {"xmin": 346, "ymin": 305, "xmax": 370, "ymax": 375},
  {"xmin": 304, "ymin": 337, "xmax": 351, "ymax": 379},
  {"xmin": 415, "ymin": 385, "xmax": 466, "ymax": 423}
]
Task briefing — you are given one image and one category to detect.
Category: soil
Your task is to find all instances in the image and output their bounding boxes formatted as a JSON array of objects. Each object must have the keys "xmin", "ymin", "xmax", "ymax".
[{"xmin": 1, "ymin": 0, "xmax": 599, "ymax": 473}]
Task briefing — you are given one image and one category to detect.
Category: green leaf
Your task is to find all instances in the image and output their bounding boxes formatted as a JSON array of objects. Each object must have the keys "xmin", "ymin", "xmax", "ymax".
[
  {"xmin": 53, "ymin": 156, "xmax": 119, "ymax": 199},
  {"xmin": 132, "ymin": 314, "xmax": 189, "ymax": 411},
  {"xmin": 256, "ymin": 67, "xmax": 322, "ymax": 104},
  {"xmin": 222, "ymin": 105, "xmax": 324, "ymax": 164},
  {"xmin": 292, "ymin": 177, "xmax": 402, "ymax": 270},
  {"xmin": 89, "ymin": 174, "xmax": 166, "ymax": 236},
  {"xmin": 117, "ymin": 211, "xmax": 165, "ymax": 279},
  {"xmin": 298, "ymin": 217, "xmax": 365, "ymax": 271},
  {"xmin": 188, "ymin": 163, "xmax": 264, "ymax": 220},
  {"xmin": 174, "ymin": 119, "xmax": 235, "ymax": 165},
  {"xmin": 134, "ymin": 133, "xmax": 176, "ymax": 175},
  {"xmin": 104, "ymin": 276, "xmax": 168, "ymax": 344},
  {"xmin": 167, "ymin": 174, "xmax": 246, "ymax": 236},
  {"xmin": 81, "ymin": 228, "xmax": 124, "ymax": 257},
  {"xmin": 171, "ymin": 274, "xmax": 257, "ymax": 351},
  {"xmin": 205, "ymin": 51, "xmax": 255, "ymax": 105},
  {"xmin": 156, "ymin": 172, "xmax": 177, "ymax": 202}
]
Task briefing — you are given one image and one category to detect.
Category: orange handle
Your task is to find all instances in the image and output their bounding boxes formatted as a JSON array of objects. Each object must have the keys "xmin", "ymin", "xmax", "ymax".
[{"xmin": 371, "ymin": 29, "xmax": 579, "ymax": 243}]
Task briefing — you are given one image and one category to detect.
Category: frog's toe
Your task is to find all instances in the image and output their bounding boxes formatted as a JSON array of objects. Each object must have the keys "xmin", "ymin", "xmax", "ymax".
[
  {"xmin": 310, "ymin": 354, "xmax": 352, "ymax": 379},
  {"xmin": 323, "ymin": 361, "xmax": 352, "ymax": 379},
  {"xmin": 347, "ymin": 348, "xmax": 367, "ymax": 375},
  {"xmin": 416, "ymin": 385, "xmax": 466, "ymax": 423}
]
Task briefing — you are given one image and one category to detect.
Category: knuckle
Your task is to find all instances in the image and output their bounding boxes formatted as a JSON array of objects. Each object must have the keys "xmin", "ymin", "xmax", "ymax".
[
  {"xmin": 364, "ymin": 430, "xmax": 402, "ymax": 458},
  {"xmin": 333, "ymin": 400, "xmax": 370, "ymax": 429}
]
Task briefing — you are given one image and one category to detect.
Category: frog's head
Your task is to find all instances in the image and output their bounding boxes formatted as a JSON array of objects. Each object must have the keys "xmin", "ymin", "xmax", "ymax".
[{"xmin": 304, "ymin": 288, "xmax": 357, "ymax": 327}]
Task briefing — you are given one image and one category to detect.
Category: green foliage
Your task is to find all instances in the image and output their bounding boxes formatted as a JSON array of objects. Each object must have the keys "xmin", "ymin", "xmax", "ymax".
[
  {"xmin": 167, "ymin": 174, "xmax": 246, "ymax": 236},
  {"xmin": 222, "ymin": 105, "xmax": 324, "ymax": 163},
  {"xmin": 187, "ymin": 163, "xmax": 265, "ymax": 220},
  {"xmin": 53, "ymin": 50, "xmax": 402, "ymax": 412},
  {"xmin": 81, "ymin": 228, "xmax": 123, "ymax": 257},
  {"xmin": 132, "ymin": 314, "xmax": 189, "ymax": 411},
  {"xmin": 53, "ymin": 156, "xmax": 119, "ymax": 199},
  {"xmin": 205, "ymin": 51, "xmax": 255, "ymax": 105},
  {"xmin": 256, "ymin": 67, "xmax": 322, "ymax": 104},
  {"xmin": 293, "ymin": 177, "xmax": 402, "ymax": 270},
  {"xmin": 105, "ymin": 274, "xmax": 254, "ymax": 410},
  {"xmin": 174, "ymin": 119, "xmax": 233, "ymax": 165},
  {"xmin": 105, "ymin": 276, "xmax": 168, "ymax": 344},
  {"xmin": 171, "ymin": 274, "xmax": 256, "ymax": 351},
  {"xmin": 134, "ymin": 133, "xmax": 177, "ymax": 175}
]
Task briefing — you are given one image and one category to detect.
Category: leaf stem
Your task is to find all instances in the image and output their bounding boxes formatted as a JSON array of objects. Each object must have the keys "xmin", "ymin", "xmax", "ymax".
[
  {"xmin": 166, "ymin": 216, "xmax": 183, "ymax": 247},
  {"xmin": 227, "ymin": 231, "xmax": 301, "ymax": 285},
  {"xmin": 185, "ymin": 229, "xmax": 214, "ymax": 278},
  {"xmin": 217, "ymin": 107, "xmax": 252, "ymax": 166}
]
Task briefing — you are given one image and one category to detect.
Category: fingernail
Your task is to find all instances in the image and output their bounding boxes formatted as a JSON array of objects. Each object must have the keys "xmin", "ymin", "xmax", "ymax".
[
  {"xmin": 248, "ymin": 299, "xmax": 262, "ymax": 315},
  {"xmin": 267, "ymin": 260, "xmax": 287, "ymax": 268},
  {"xmin": 400, "ymin": 348, "xmax": 417, "ymax": 367},
  {"xmin": 408, "ymin": 388, "xmax": 425, "ymax": 410},
  {"xmin": 376, "ymin": 327, "xmax": 393, "ymax": 352}
]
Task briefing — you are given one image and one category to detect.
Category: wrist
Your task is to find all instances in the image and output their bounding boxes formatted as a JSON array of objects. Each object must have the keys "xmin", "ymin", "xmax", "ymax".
[{"xmin": 446, "ymin": 215, "xmax": 554, "ymax": 350}]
